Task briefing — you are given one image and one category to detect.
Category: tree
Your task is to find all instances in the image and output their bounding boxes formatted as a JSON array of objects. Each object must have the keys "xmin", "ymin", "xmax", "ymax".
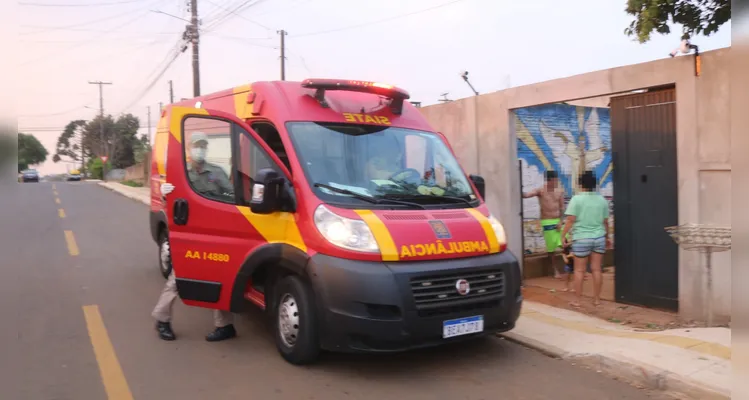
[
  {"xmin": 52, "ymin": 120, "xmax": 90, "ymax": 173},
  {"xmin": 18, "ymin": 133, "xmax": 49, "ymax": 172},
  {"xmin": 55, "ymin": 113, "xmax": 142, "ymax": 172},
  {"xmin": 625, "ymin": 0, "xmax": 731, "ymax": 43},
  {"xmin": 110, "ymin": 113, "xmax": 140, "ymax": 169}
]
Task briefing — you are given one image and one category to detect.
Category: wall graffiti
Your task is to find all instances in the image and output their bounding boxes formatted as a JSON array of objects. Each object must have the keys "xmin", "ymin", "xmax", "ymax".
[{"xmin": 515, "ymin": 103, "xmax": 614, "ymax": 255}]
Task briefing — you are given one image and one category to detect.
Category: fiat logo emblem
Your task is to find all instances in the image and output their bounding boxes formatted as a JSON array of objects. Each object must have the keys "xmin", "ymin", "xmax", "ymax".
[{"xmin": 455, "ymin": 279, "xmax": 470, "ymax": 296}]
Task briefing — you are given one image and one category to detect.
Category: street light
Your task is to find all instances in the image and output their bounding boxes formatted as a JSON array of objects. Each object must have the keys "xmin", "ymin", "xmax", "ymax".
[{"xmin": 460, "ymin": 71, "xmax": 479, "ymax": 96}]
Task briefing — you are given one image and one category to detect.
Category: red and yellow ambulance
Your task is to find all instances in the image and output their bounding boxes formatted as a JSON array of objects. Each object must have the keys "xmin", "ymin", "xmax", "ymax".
[{"xmin": 149, "ymin": 79, "xmax": 522, "ymax": 364}]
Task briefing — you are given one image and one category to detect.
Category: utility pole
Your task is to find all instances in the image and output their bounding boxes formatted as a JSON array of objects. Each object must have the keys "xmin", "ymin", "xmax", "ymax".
[
  {"xmin": 278, "ymin": 30, "xmax": 287, "ymax": 80},
  {"xmin": 168, "ymin": 80, "xmax": 174, "ymax": 103},
  {"xmin": 147, "ymin": 106, "xmax": 152, "ymax": 145},
  {"xmin": 188, "ymin": 0, "xmax": 200, "ymax": 96},
  {"xmin": 88, "ymin": 80, "xmax": 112, "ymax": 181},
  {"xmin": 159, "ymin": 102, "xmax": 163, "ymax": 112}
]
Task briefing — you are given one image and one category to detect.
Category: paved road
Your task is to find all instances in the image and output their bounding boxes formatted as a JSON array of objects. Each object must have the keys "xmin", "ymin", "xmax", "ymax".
[{"xmin": 1, "ymin": 181, "xmax": 672, "ymax": 400}]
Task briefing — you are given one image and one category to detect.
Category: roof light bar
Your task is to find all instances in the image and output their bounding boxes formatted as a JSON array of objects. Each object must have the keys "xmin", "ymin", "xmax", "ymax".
[{"xmin": 301, "ymin": 79, "xmax": 411, "ymax": 115}]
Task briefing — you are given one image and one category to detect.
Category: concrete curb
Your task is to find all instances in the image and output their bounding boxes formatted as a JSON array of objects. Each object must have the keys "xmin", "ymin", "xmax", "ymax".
[
  {"xmin": 497, "ymin": 332, "xmax": 729, "ymax": 400},
  {"xmin": 97, "ymin": 182, "xmax": 149, "ymax": 206}
]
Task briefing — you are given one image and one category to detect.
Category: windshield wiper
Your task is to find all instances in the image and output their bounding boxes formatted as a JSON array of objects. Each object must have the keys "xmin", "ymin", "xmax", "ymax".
[
  {"xmin": 314, "ymin": 183, "xmax": 425, "ymax": 209},
  {"xmin": 381, "ymin": 193, "xmax": 474, "ymax": 207}
]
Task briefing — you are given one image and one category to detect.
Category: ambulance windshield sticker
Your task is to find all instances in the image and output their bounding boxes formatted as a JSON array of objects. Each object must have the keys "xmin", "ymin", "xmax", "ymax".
[{"xmin": 429, "ymin": 220, "xmax": 451, "ymax": 240}]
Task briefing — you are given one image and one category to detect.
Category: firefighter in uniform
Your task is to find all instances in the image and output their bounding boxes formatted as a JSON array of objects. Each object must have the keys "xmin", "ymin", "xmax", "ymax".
[{"xmin": 152, "ymin": 132, "xmax": 237, "ymax": 342}]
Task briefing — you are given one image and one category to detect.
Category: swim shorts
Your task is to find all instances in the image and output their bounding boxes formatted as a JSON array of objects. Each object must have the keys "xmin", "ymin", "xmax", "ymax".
[{"xmin": 540, "ymin": 218, "xmax": 562, "ymax": 253}]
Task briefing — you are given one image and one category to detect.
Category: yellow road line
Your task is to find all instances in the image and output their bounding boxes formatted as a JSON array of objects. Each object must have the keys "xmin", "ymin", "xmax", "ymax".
[
  {"xmin": 55, "ymin": 198, "xmax": 61, "ymax": 204},
  {"xmin": 58, "ymin": 209, "xmax": 66, "ymax": 218},
  {"xmin": 82, "ymin": 305, "xmax": 134, "ymax": 400},
  {"xmin": 52, "ymin": 184, "xmax": 56, "ymax": 190},
  {"xmin": 64, "ymin": 230, "xmax": 79, "ymax": 256},
  {"xmin": 521, "ymin": 309, "xmax": 731, "ymax": 360},
  {"xmin": 54, "ymin": 190, "xmax": 59, "ymax": 196}
]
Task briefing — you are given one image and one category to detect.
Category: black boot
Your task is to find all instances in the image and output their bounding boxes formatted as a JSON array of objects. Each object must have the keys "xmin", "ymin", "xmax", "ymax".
[
  {"xmin": 206, "ymin": 324, "xmax": 237, "ymax": 342},
  {"xmin": 156, "ymin": 321, "xmax": 176, "ymax": 341}
]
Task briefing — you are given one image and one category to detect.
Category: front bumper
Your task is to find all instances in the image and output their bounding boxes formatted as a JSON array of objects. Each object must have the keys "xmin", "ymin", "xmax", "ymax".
[
  {"xmin": 307, "ymin": 251, "xmax": 523, "ymax": 353},
  {"xmin": 22, "ymin": 176, "xmax": 39, "ymax": 182}
]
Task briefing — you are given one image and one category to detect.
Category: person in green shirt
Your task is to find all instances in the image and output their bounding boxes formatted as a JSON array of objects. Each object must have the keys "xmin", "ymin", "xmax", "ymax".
[{"xmin": 561, "ymin": 170, "xmax": 611, "ymax": 307}]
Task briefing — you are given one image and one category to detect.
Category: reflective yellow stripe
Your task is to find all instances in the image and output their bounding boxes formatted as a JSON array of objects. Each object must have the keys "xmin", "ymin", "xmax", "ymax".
[
  {"xmin": 236, "ymin": 207, "xmax": 307, "ymax": 252},
  {"xmin": 169, "ymin": 106, "xmax": 209, "ymax": 143},
  {"xmin": 355, "ymin": 210, "xmax": 399, "ymax": 261},
  {"xmin": 233, "ymin": 85, "xmax": 253, "ymax": 119},
  {"xmin": 465, "ymin": 209, "xmax": 500, "ymax": 253}
]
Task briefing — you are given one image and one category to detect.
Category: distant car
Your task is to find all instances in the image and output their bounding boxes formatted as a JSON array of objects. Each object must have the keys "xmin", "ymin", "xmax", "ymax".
[
  {"xmin": 21, "ymin": 169, "xmax": 39, "ymax": 182},
  {"xmin": 67, "ymin": 170, "xmax": 82, "ymax": 181}
]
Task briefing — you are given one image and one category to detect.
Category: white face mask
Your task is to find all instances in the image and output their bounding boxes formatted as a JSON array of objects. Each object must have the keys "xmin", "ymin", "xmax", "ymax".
[{"xmin": 191, "ymin": 147, "xmax": 206, "ymax": 163}]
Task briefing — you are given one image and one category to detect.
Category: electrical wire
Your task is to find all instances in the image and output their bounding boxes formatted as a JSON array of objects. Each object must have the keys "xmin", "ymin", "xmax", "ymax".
[
  {"xmin": 200, "ymin": 0, "xmax": 246, "ymax": 24},
  {"xmin": 202, "ymin": 0, "xmax": 271, "ymax": 33},
  {"xmin": 19, "ymin": 102, "xmax": 96, "ymax": 118},
  {"xmin": 119, "ymin": 41, "xmax": 184, "ymax": 112},
  {"xmin": 208, "ymin": 33, "xmax": 276, "ymax": 45},
  {"xmin": 20, "ymin": 0, "xmax": 168, "ymax": 35},
  {"xmin": 18, "ymin": 7, "xmax": 156, "ymax": 66},
  {"xmin": 291, "ymin": 0, "xmax": 470, "ymax": 38},
  {"xmin": 20, "ymin": 0, "xmax": 147, "ymax": 7}
]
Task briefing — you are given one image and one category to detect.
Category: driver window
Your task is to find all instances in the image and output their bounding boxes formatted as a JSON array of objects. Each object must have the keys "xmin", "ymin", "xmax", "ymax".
[{"xmin": 183, "ymin": 117, "xmax": 235, "ymax": 203}]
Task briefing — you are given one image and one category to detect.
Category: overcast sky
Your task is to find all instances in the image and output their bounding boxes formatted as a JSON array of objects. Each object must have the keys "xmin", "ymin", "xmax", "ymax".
[{"xmin": 17, "ymin": 0, "xmax": 731, "ymax": 174}]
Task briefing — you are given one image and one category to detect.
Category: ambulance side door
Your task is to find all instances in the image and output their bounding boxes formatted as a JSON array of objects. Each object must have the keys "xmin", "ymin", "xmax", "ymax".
[{"xmin": 165, "ymin": 106, "xmax": 289, "ymax": 310}]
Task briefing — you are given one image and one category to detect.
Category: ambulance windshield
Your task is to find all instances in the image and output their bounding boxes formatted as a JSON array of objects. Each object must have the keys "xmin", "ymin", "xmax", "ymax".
[{"xmin": 286, "ymin": 122, "xmax": 478, "ymax": 207}]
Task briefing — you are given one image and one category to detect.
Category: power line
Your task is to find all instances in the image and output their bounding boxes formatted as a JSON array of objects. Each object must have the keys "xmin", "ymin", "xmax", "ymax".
[
  {"xmin": 19, "ymin": 102, "xmax": 96, "ymax": 118},
  {"xmin": 20, "ymin": 0, "xmax": 147, "ymax": 7},
  {"xmin": 19, "ymin": 8, "xmax": 156, "ymax": 66},
  {"xmin": 292, "ymin": 0, "xmax": 470, "ymax": 38},
  {"xmin": 201, "ymin": 0, "xmax": 272, "ymax": 32},
  {"xmin": 20, "ymin": 0, "xmax": 167, "ymax": 36},
  {"xmin": 120, "ymin": 43, "xmax": 183, "ymax": 112}
]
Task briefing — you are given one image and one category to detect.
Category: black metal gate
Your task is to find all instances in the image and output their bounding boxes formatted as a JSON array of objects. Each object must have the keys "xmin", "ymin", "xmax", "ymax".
[{"xmin": 611, "ymin": 88, "xmax": 679, "ymax": 311}]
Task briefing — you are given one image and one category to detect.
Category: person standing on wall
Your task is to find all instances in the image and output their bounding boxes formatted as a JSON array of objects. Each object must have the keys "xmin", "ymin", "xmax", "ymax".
[
  {"xmin": 561, "ymin": 170, "xmax": 611, "ymax": 307},
  {"xmin": 522, "ymin": 170, "xmax": 566, "ymax": 278}
]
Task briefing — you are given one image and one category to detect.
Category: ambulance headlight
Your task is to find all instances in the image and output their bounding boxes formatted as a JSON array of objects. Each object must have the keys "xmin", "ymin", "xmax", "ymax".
[
  {"xmin": 314, "ymin": 205, "xmax": 380, "ymax": 253},
  {"xmin": 488, "ymin": 214, "xmax": 507, "ymax": 250}
]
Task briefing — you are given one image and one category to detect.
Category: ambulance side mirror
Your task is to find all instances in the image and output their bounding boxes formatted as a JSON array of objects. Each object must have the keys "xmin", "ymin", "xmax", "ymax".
[
  {"xmin": 469, "ymin": 174, "xmax": 485, "ymax": 200},
  {"xmin": 250, "ymin": 168, "xmax": 285, "ymax": 214}
]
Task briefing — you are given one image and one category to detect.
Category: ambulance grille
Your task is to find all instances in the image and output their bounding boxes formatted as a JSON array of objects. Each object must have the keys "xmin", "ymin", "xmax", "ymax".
[
  {"xmin": 383, "ymin": 214, "xmax": 428, "ymax": 221},
  {"xmin": 409, "ymin": 270, "xmax": 505, "ymax": 316},
  {"xmin": 430, "ymin": 212, "xmax": 468, "ymax": 219}
]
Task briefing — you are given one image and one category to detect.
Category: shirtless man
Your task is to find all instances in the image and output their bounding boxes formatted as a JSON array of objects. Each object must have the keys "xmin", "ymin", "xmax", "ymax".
[{"xmin": 523, "ymin": 170, "xmax": 566, "ymax": 278}]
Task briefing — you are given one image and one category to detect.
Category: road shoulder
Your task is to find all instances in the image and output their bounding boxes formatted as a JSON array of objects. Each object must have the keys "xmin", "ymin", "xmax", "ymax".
[{"xmin": 98, "ymin": 182, "xmax": 149, "ymax": 205}]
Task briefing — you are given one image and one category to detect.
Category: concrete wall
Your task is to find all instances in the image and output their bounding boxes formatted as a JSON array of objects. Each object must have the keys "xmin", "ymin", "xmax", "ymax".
[
  {"xmin": 515, "ymin": 103, "xmax": 614, "ymax": 255},
  {"xmin": 418, "ymin": 47, "xmax": 732, "ymax": 321}
]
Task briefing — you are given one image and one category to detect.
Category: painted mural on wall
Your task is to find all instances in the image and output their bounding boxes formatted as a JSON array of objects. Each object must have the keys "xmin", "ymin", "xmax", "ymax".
[{"xmin": 515, "ymin": 103, "xmax": 614, "ymax": 255}]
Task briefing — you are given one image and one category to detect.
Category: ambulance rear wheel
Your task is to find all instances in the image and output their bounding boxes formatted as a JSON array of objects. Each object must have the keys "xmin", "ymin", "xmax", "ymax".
[
  {"xmin": 272, "ymin": 275, "xmax": 320, "ymax": 365},
  {"xmin": 158, "ymin": 230, "xmax": 172, "ymax": 279}
]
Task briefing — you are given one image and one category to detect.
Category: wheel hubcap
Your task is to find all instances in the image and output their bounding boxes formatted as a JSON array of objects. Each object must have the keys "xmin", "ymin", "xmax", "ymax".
[
  {"xmin": 160, "ymin": 239, "xmax": 171, "ymax": 273},
  {"xmin": 278, "ymin": 293, "xmax": 300, "ymax": 347}
]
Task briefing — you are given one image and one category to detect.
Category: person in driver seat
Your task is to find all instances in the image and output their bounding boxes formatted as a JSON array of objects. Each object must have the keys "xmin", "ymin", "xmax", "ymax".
[{"xmin": 187, "ymin": 132, "xmax": 234, "ymax": 199}]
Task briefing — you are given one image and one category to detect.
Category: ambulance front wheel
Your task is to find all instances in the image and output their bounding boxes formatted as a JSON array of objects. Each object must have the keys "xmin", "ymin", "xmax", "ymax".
[
  {"xmin": 158, "ymin": 229, "xmax": 172, "ymax": 279},
  {"xmin": 272, "ymin": 275, "xmax": 321, "ymax": 365}
]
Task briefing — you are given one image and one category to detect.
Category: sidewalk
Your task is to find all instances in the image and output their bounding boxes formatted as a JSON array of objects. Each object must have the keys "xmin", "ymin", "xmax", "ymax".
[
  {"xmin": 98, "ymin": 181, "xmax": 149, "ymax": 205},
  {"xmin": 501, "ymin": 301, "xmax": 730, "ymax": 399}
]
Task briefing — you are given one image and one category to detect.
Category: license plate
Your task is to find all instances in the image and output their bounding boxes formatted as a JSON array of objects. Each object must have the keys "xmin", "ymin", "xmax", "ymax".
[{"xmin": 442, "ymin": 315, "xmax": 484, "ymax": 338}]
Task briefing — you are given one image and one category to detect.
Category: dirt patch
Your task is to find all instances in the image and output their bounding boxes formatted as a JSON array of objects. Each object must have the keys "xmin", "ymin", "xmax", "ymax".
[{"xmin": 521, "ymin": 285, "xmax": 721, "ymax": 331}]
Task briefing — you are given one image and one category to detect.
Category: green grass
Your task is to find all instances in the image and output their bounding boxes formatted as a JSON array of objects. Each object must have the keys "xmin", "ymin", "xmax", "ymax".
[{"xmin": 120, "ymin": 180, "xmax": 144, "ymax": 188}]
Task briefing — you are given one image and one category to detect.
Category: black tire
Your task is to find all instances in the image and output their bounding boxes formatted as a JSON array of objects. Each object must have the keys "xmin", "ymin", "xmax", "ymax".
[
  {"xmin": 158, "ymin": 229, "xmax": 172, "ymax": 279},
  {"xmin": 272, "ymin": 275, "xmax": 320, "ymax": 365}
]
